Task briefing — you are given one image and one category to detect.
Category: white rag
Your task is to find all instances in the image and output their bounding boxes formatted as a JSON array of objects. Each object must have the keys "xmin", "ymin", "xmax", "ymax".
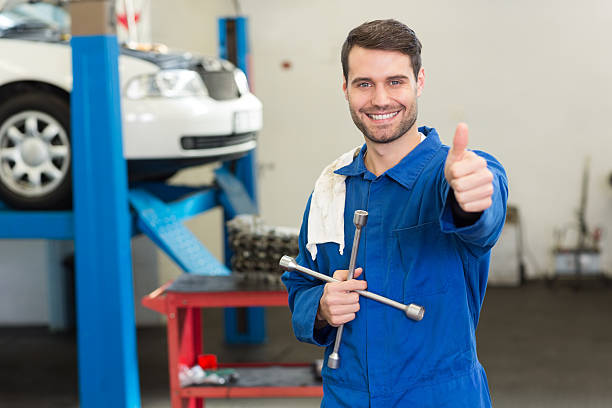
[
  {"xmin": 306, "ymin": 146, "xmax": 361, "ymax": 260},
  {"xmin": 306, "ymin": 133, "xmax": 426, "ymax": 261}
]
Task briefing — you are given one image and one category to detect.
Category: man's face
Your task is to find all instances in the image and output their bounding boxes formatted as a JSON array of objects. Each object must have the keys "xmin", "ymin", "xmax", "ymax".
[{"xmin": 343, "ymin": 46, "xmax": 424, "ymax": 144}]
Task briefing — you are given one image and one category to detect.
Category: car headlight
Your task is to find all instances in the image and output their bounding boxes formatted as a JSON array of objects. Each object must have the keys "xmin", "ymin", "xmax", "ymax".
[
  {"xmin": 233, "ymin": 68, "xmax": 250, "ymax": 95},
  {"xmin": 125, "ymin": 69, "xmax": 208, "ymax": 99}
]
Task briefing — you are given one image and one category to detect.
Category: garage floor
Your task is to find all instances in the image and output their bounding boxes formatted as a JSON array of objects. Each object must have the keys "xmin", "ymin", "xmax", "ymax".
[{"xmin": 1, "ymin": 280, "xmax": 611, "ymax": 408}]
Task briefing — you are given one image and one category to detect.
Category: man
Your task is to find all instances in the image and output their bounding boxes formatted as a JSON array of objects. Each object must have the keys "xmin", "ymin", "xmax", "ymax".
[{"xmin": 282, "ymin": 19, "xmax": 507, "ymax": 407}]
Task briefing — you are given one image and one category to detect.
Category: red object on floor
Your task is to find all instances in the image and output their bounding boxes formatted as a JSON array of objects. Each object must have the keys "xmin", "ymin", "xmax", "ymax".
[
  {"xmin": 198, "ymin": 354, "xmax": 218, "ymax": 370},
  {"xmin": 142, "ymin": 279, "xmax": 323, "ymax": 408}
]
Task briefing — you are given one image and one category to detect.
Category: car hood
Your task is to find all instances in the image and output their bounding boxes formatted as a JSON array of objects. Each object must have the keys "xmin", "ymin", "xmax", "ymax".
[
  {"xmin": 0, "ymin": 1, "xmax": 235, "ymax": 73},
  {"xmin": 120, "ymin": 47, "xmax": 235, "ymax": 72}
]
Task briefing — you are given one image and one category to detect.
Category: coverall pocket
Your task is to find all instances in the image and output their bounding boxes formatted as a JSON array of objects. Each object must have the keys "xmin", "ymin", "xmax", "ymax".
[{"xmin": 392, "ymin": 222, "xmax": 459, "ymax": 298}]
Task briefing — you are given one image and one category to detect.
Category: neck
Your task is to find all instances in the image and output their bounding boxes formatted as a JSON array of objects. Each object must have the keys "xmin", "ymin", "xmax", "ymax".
[{"xmin": 364, "ymin": 127, "xmax": 421, "ymax": 176}]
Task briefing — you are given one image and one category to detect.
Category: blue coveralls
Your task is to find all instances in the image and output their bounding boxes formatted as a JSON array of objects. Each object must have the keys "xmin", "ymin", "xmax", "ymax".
[{"xmin": 282, "ymin": 127, "xmax": 508, "ymax": 407}]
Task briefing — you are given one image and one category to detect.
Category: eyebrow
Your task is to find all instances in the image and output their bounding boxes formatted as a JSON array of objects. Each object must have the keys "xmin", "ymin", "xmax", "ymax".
[
  {"xmin": 350, "ymin": 77, "xmax": 372, "ymax": 85},
  {"xmin": 350, "ymin": 75, "xmax": 410, "ymax": 86}
]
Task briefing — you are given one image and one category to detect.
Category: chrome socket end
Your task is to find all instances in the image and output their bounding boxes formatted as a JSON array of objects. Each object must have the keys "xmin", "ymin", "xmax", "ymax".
[
  {"xmin": 327, "ymin": 352, "xmax": 340, "ymax": 369},
  {"xmin": 353, "ymin": 210, "xmax": 368, "ymax": 228},
  {"xmin": 279, "ymin": 255, "xmax": 297, "ymax": 271},
  {"xmin": 405, "ymin": 304, "xmax": 425, "ymax": 321}
]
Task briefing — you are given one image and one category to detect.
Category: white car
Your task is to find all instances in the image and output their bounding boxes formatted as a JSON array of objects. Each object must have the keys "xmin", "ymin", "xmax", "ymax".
[{"xmin": 0, "ymin": 1, "xmax": 262, "ymax": 209}]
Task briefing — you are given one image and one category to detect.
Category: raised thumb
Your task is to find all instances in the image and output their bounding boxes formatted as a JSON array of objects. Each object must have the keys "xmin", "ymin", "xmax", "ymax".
[{"xmin": 450, "ymin": 123, "xmax": 469, "ymax": 159}]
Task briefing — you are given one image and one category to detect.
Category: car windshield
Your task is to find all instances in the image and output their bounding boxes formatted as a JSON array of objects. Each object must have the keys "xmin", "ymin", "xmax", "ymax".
[{"xmin": 0, "ymin": 1, "xmax": 69, "ymax": 37}]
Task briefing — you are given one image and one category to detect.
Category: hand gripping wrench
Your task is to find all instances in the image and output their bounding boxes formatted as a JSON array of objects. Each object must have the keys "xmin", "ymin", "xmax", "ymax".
[
  {"xmin": 280, "ymin": 255, "xmax": 425, "ymax": 321},
  {"xmin": 325, "ymin": 210, "xmax": 368, "ymax": 369},
  {"xmin": 318, "ymin": 210, "xmax": 368, "ymax": 370}
]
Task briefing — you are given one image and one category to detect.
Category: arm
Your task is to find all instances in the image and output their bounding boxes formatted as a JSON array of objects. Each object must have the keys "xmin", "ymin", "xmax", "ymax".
[
  {"xmin": 281, "ymin": 195, "xmax": 335, "ymax": 346},
  {"xmin": 281, "ymin": 195, "xmax": 367, "ymax": 346}
]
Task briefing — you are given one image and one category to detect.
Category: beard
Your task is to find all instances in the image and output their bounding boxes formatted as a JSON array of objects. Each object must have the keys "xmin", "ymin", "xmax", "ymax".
[{"xmin": 349, "ymin": 101, "xmax": 418, "ymax": 144}]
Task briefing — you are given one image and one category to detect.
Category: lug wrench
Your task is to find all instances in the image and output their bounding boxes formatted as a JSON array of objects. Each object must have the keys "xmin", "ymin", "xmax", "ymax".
[
  {"xmin": 280, "ymin": 255, "xmax": 425, "ymax": 321},
  {"xmin": 324, "ymin": 210, "xmax": 368, "ymax": 369}
]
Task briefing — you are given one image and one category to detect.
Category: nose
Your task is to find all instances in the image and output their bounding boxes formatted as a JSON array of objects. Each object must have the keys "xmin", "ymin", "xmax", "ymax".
[{"xmin": 371, "ymin": 85, "xmax": 391, "ymax": 108}]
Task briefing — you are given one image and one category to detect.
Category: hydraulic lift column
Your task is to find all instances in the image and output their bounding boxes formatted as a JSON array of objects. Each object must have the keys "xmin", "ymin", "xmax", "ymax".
[{"xmin": 70, "ymin": 1, "xmax": 141, "ymax": 407}]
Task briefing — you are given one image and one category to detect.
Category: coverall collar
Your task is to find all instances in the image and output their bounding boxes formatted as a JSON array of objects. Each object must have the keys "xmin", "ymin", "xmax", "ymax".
[{"xmin": 335, "ymin": 126, "xmax": 442, "ymax": 190}]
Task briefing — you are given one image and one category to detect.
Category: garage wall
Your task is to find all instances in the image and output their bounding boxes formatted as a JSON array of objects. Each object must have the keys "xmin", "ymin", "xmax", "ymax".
[
  {"xmin": 235, "ymin": 0, "xmax": 612, "ymax": 278},
  {"xmin": 149, "ymin": 0, "xmax": 235, "ymax": 56}
]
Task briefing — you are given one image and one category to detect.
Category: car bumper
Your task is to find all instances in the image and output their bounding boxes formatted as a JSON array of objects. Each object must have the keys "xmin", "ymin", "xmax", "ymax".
[{"xmin": 121, "ymin": 93, "xmax": 262, "ymax": 159}]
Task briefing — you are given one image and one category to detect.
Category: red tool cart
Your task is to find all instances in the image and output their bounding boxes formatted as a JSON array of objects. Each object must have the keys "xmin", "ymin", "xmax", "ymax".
[{"xmin": 142, "ymin": 274, "xmax": 323, "ymax": 407}]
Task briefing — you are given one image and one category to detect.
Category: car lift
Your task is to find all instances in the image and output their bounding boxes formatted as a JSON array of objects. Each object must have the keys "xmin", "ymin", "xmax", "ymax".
[
  {"xmin": 0, "ymin": 3, "xmax": 266, "ymax": 408},
  {"xmin": 0, "ymin": 169, "xmax": 261, "ymax": 408}
]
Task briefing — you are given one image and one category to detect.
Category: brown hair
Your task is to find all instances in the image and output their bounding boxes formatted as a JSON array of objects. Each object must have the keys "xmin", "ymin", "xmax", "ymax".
[{"xmin": 341, "ymin": 19, "xmax": 422, "ymax": 82}]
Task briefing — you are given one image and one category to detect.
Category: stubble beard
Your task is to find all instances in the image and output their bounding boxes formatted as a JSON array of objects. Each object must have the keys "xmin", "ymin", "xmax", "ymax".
[{"xmin": 349, "ymin": 101, "xmax": 418, "ymax": 144}]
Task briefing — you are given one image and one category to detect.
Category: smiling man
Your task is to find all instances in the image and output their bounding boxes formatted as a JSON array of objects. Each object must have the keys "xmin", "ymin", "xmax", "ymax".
[{"xmin": 282, "ymin": 20, "xmax": 508, "ymax": 407}]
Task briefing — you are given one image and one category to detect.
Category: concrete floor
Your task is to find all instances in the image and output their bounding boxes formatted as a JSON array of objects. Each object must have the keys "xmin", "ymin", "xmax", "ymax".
[{"xmin": 1, "ymin": 280, "xmax": 611, "ymax": 407}]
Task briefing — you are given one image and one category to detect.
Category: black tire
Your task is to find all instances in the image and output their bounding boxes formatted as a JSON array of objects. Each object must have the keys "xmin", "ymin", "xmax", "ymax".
[{"xmin": 0, "ymin": 91, "xmax": 72, "ymax": 210}]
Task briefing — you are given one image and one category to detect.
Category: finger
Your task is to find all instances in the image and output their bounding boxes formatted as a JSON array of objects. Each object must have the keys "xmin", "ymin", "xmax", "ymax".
[
  {"xmin": 329, "ymin": 303, "xmax": 360, "ymax": 315},
  {"xmin": 454, "ymin": 183, "xmax": 493, "ymax": 205},
  {"xmin": 325, "ymin": 291, "xmax": 360, "ymax": 305},
  {"xmin": 448, "ymin": 152, "xmax": 487, "ymax": 179},
  {"xmin": 451, "ymin": 168, "xmax": 494, "ymax": 193},
  {"xmin": 339, "ymin": 279, "xmax": 367, "ymax": 292},
  {"xmin": 329, "ymin": 313, "xmax": 357, "ymax": 327},
  {"xmin": 449, "ymin": 123, "xmax": 469, "ymax": 161},
  {"xmin": 332, "ymin": 268, "xmax": 365, "ymax": 282},
  {"xmin": 461, "ymin": 197, "xmax": 493, "ymax": 212},
  {"xmin": 332, "ymin": 269, "xmax": 349, "ymax": 280},
  {"xmin": 327, "ymin": 282, "xmax": 363, "ymax": 300}
]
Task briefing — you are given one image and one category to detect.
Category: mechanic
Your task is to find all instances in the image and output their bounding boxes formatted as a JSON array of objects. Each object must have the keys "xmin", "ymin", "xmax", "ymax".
[{"xmin": 281, "ymin": 19, "xmax": 508, "ymax": 407}]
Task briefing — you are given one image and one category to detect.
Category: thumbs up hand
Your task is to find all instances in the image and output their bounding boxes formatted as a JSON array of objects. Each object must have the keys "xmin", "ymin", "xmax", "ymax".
[{"xmin": 444, "ymin": 123, "xmax": 494, "ymax": 213}]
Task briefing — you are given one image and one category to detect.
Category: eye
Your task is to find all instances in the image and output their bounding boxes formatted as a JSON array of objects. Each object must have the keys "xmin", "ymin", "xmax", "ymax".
[
  {"xmin": 357, "ymin": 82, "xmax": 372, "ymax": 88},
  {"xmin": 390, "ymin": 80, "xmax": 402, "ymax": 86}
]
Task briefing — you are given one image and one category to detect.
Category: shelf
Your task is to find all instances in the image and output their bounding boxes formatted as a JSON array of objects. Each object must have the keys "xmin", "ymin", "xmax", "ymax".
[
  {"xmin": 180, "ymin": 363, "xmax": 322, "ymax": 399},
  {"xmin": 142, "ymin": 275, "xmax": 322, "ymax": 407}
]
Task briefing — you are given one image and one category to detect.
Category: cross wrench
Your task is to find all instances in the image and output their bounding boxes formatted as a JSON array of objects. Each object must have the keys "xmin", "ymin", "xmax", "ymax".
[
  {"xmin": 280, "ymin": 255, "xmax": 425, "ymax": 321},
  {"xmin": 324, "ymin": 210, "xmax": 368, "ymax": 369}
]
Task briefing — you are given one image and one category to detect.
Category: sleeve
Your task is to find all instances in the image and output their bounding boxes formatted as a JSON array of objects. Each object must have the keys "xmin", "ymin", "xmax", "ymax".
[
  {"xmin": 281, "ymin": 194, "xmax": 335, "ymax": 347},
  {"xmin": 438, "ymin": 150, "xmax": 508, "ymax": 256}
]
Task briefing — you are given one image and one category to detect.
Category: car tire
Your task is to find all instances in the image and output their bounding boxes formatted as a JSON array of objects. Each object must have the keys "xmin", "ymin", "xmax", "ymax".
[{"xmin": 0, "ymin": 91, "xmax": 72, "ymax": 210}]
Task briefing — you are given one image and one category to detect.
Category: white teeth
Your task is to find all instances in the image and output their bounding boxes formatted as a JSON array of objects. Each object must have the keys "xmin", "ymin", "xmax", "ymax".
[{"xmin": 368, "ymin": 111, "xmax": 399, "ymax": 120}]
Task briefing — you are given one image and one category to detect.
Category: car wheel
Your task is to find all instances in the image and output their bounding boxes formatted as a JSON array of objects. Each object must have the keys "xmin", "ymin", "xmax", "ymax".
[{"xmin": 0, "ymin": 91, "xmax": 71, "ymax": 210}]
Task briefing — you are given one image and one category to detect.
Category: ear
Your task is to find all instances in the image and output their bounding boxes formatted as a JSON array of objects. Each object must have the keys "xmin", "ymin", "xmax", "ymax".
[
  {"xmin": 416, "ymin": 67, "xmax": 425, "ymax": 97},
  {"xmin": 342, "ymin": 78, "xmax": 348, "ymax": 100}
]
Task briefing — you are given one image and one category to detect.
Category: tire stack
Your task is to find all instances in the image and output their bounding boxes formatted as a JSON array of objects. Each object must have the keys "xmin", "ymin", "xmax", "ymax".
[{"xmin": 227, "ymin": 215, "xmax": 299, "ymax": 286}]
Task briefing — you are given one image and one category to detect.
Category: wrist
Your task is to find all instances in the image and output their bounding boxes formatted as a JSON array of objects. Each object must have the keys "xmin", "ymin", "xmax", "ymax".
[{"xmin": 315, "ymin": 308, "xmax": 328, "ymax": 329}]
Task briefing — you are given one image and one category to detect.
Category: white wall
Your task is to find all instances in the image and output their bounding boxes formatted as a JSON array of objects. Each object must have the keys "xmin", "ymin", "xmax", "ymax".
[
  {"xmin": 150, "ymin": 0, "xmax": 235, "ymax": 55},
  {"xmin": 229, "ymin": 0, "xmax": 612, "ymax": 278}
]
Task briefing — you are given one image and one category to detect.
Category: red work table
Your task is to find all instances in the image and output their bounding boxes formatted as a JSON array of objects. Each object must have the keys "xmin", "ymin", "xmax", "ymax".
[{"xmin": 142, "ymin": 274, "xmax": 323, "ymax": 408}]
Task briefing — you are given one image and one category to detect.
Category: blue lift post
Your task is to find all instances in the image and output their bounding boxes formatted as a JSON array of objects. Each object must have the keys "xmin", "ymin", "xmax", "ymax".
[
  {"xmin": 70, "ymin": 1, "xmax": 140, "ymax": 407},
  {"xmin": 218, "ymin": 16, "xmax": 267, "ymax": 344}
]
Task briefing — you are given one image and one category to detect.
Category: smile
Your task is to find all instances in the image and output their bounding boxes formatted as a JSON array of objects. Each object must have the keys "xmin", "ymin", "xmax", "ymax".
[{"xmin": 366, "ymin": 111, "xmax": 400, "ymax": 121}]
